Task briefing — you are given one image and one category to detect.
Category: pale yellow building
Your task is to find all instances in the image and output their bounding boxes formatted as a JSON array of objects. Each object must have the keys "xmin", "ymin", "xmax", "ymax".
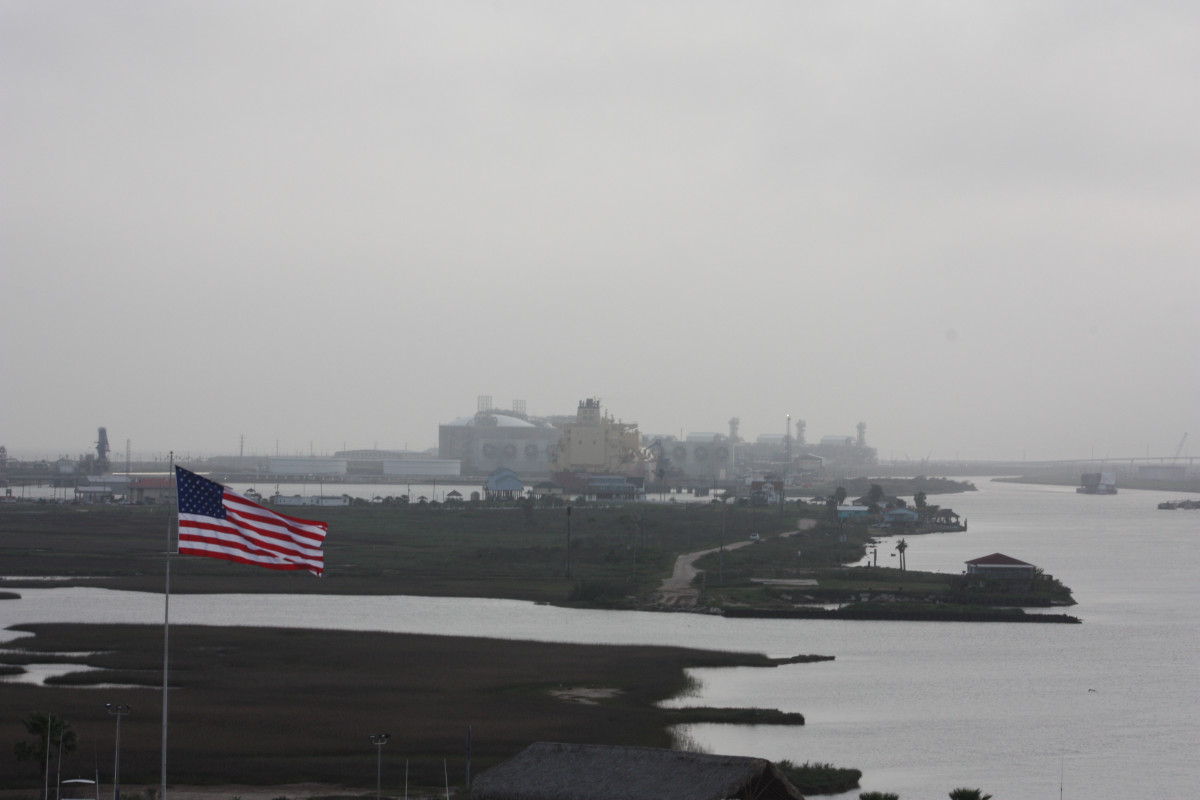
[{"xmin": 550, "ymin": 399, "xmax": 644, "ymax": 476}]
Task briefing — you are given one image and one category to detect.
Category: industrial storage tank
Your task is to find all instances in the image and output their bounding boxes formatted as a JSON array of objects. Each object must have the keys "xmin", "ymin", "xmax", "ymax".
[{"xmin": 439, "ymin": 409, "xmax": 561, "ymax": 475}]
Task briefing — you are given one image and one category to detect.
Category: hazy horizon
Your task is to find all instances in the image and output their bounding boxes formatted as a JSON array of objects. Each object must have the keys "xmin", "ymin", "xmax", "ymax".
[{"xmin": 3, "ymin": 3, "xmax": 1197, "ymax": 464}]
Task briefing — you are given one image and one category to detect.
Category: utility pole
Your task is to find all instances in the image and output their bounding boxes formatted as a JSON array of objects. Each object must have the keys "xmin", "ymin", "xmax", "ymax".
[
  {"xmin": 783, "ymin": 415, "xmax": 792, "ymax": 518},
  {"xmin": 43, "ymin": 712, "xmax": 51, "ymax": 800},
  {"xmin": 719, "ymin": 506, "xmax": 726, "ymax": 584},
  {"xmin": 565, "ymin": 506, "xmax": 572, "ymax": 579}
]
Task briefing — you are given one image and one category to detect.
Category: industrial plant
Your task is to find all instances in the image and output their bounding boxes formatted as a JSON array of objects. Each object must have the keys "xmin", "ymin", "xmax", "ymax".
[
  {"xmin": 6, "ymin": 409, "xmax": 1197, "ymax": 504},
  {"xmin": 2, "ymin": 401, "xmax": 886, "ymax": 502}
]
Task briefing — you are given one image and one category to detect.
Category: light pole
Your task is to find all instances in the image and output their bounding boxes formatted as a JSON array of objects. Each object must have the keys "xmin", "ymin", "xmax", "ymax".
[
  {"xmin": 43, "ymin": 712, "xmax": 52, "ymax": 800},
  {"xmin": 106, "ymin": 704, "xmax": 130, "ymax": 800},
  {"xmin": 369, "ymin": 733, "xmax": 390, "ymax": 800}
]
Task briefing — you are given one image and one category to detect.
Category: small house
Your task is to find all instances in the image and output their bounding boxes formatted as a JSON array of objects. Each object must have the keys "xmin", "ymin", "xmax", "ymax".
[
  {"xmin": 128, "ymin": 476, "xmax": 175, "ymax": 505},
  {"xmin": 751, "ymin": 480, "xmax": 784, "ymax": 505},
  {"xmin": 965, "ymin": 553, "xmax": 1036, "ymax": 578},
  {"xmin": 532, "ymin": 481, "xmax": 565, "ymax": 498},
  {"xmin": 74, "ymin": 485, "xmax": 114, "ymax": 503},
  {"xmin": 485, "ymin": 468, "xmax": 524, "ymax": 501},
  {"xmin": 836, "ymin": 504, "xmax": 871, "ymax": 521},
  {"xmin": 471, "ymin": 742, "xmax": 806, "ymax": 800},
  {"xmin": 587, "ymin": 475, "xmax": 644, "ymax": 500},
  {"xmin": 882, "ymin": 507, "xmax": 919, "ymax": 526},
  {"xmin": 271, "ymin": 494, "xmax": 349, "ymax": 507},
  {"xmin": 964, "ymin": 552, "xmax": 1041, "ymax": 592}
]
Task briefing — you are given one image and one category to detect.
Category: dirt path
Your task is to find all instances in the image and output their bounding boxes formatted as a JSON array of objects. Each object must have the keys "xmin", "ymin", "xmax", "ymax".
[{"xmin": 653, "ymin": 518, "xmax": 816, "ymax": 607}]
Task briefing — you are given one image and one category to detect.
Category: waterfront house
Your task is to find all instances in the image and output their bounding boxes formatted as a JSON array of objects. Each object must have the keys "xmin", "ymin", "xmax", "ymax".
[
  {"xmin": 964, "ymin": 553, "xmax": 1040, "ymax": 592},
  {"xmin": 74, "ymin": 485, "xmax": 114, "ymax": 503},
  {"xmin": 586, "ymin": 474, "xmax": 645, "ymax": 500},
  {"xmin": 882, "ymin": 507, "xmax": 919, "ymax": 526},
  {"xmin": 484, "ymin": 468, "xmax": 524, "ymax": 501},
  {"xmin": 965, "ymin": 553, "xmax": 1036, "ymax": 577},
  {"xmin": 532, "ymin": 480, "xmax": 565, "ymax": 498},
  {"xmin": 271, "ymin": 493, "xmax": 349, "ymax": 507},
  {"xmin": 470, "ymin": 742, "xmax": 806, "ymax": 800},
  {"xmin": 836, "ymin": 504, "xmax": 871, "ymax": 521},
  {"xmin": 128, "ymin": 476, "xmax": 174, "ymax": 504}
]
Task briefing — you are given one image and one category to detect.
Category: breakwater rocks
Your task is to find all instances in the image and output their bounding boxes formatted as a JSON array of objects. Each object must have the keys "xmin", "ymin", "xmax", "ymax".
[{"xmin": 723, "ymin": 606, "xmax": 1081, "ymax": 623}]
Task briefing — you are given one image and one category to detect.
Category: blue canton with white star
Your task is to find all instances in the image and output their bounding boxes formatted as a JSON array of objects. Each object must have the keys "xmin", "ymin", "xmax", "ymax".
[{"xmin": 176, "ymin": 466, "xmax": 227, "ymax": 518}]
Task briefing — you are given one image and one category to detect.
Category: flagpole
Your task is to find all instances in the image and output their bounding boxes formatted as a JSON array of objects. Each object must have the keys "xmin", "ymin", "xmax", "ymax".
[{"xmin": 161, "ymin": 452, "xmax": 173, "ymax": 800}]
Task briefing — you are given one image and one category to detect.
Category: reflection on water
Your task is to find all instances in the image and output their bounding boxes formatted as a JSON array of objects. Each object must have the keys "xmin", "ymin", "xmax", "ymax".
[
  {"xmin": 1, "ymin": 479, "xmax": 1197, "ymax": 798},
  {"xmin": 1, "ymin": 662, "xmax": 98, "ymax": 685}
]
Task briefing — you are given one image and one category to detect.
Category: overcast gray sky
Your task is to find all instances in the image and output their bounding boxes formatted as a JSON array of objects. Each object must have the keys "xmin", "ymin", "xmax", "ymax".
[{"xmin": 3, "ymin": 2, "xmax": 1197, "ymax": 462}]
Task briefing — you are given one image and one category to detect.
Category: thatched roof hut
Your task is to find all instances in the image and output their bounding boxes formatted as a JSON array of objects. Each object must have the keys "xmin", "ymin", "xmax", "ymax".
[{"xmin": 470, "ymin": 742, "xmax": 805, "ymax": 800}]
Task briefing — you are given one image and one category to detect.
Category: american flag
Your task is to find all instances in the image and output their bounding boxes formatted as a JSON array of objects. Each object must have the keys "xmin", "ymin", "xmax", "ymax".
[{"xmin": 175, "ymin": 466, "xmax": 327, "ymax": 576}]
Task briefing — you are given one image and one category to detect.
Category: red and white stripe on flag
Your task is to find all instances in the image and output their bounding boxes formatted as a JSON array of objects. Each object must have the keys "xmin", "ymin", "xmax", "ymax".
[{"xmin": 176, "ymin": 466, "xmax": 327, "ymax": 576}]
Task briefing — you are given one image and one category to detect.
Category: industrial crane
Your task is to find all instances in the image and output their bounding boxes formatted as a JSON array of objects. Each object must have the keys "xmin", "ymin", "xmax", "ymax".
[{"xmin": 644, "ymin": 438, "xmax": 671, "ymax": 481}]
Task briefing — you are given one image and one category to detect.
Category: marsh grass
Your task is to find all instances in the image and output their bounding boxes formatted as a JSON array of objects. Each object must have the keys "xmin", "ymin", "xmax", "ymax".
[{"xmin": 0, "ymin": 623, "xmax": 799, "ymax": 790}]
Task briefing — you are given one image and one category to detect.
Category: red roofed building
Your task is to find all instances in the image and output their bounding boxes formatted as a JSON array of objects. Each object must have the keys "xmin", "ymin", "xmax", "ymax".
[
  {"xmin": 129, "ymin": 475, "xmax": 175, "ymax": 505},
  {"xmin": 965, "ymin": 552, "xmax": 1037, "ymax": 577}
]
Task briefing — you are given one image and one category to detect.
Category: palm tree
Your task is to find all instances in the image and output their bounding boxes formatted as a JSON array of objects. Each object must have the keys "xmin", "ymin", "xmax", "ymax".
[
  {"xmin": 13, "ymin": 711, "xmax": 76, "ymax": 765},
  {"xmin": 895, "ymin": 538, "xmax": 908, "ymax": 571},
  {"xmin": 948, "ymin": 789, "xmax": 992, "ymax": 800}
]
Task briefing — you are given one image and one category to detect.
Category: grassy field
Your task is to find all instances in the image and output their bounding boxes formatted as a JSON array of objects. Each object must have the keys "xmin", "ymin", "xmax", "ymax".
[
  {"xmin": 0, "ymin": 501, "xmax": 1073, "ymax": 609},
  {"xmin": 0, "ymin": 502, "xmax": 807, "ymax": 601}
]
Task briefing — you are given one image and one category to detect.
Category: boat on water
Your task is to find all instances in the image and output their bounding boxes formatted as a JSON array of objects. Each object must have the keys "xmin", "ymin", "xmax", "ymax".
[
  {"xmin": 1158, "ymin": 499, "xmax": 1200, "ymax": 510},
  {"xmin": 1077, "ymin": 472, "xmax": 1118, "ymax": 494}
]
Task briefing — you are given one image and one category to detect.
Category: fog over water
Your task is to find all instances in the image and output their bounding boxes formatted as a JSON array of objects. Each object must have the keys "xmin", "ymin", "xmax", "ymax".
[{"xmin": 2, "ymin": 3, "xmax": 1197, "ymax": 463}]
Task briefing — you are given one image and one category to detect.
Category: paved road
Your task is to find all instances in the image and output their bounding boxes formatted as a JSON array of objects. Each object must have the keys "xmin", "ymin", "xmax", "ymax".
[{"xmin": 654, "ymin": 518, "xmax": 817, "ymax": 607}]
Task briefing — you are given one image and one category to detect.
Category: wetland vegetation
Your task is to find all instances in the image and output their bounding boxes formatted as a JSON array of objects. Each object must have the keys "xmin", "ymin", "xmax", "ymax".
[
  {"xmin": 0, "ymin": 493, "xmax": 1071, "ymax": 615},
  {"xmin": 0, "ymin": 490, "xmax": 1072, "ymax": 793},
  {"xmin": 0, "ymin": 623, "xmax": 807, "ymax": 790}
]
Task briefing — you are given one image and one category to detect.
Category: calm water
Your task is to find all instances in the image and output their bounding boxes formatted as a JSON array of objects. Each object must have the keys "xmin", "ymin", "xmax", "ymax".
[
  {"xmin": 8, "ymin": 480, "xmax": 712, "ymax": 504},
  {"xmin": 2, "ymin": 479, "xmax": 1197, "ymax": 799}
]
